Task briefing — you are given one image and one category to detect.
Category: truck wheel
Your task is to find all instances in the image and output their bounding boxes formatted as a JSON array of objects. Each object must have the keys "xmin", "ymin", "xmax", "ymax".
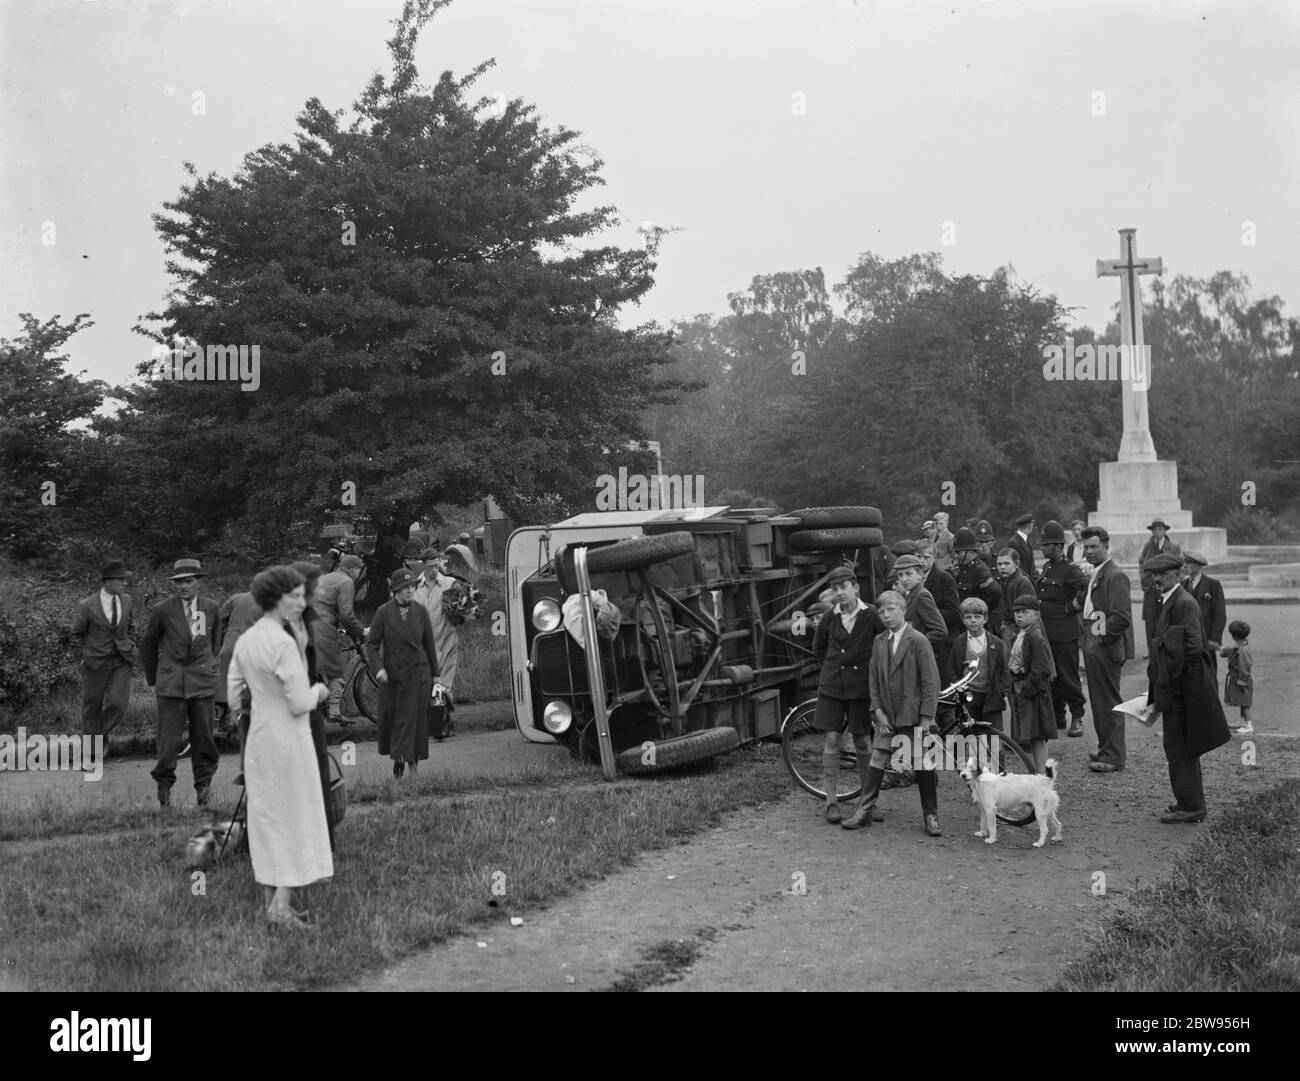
[
  {"xmin": 789, "ymin": 506, "xmax": 882, "ymax": 529},
  {"xmin": 788, "ymin": 527, "xmax": 884, "ymax": 551},
  {"xmin": 616, "ymin": 727, "xmax": 741, "ymax": 774},
  {"xmin": 585, "ymin": 531, "xmax": 695, "ymax": 574}
]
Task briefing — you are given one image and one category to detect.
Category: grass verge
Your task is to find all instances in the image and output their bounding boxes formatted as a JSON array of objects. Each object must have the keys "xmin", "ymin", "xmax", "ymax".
[
  {"xmin": 0, "ymin": 747, "xmax": 791, "ymax": 991},
  {"xmin": 1055, "ymin": 778, "xmax": 1300, "ymax": 992}
]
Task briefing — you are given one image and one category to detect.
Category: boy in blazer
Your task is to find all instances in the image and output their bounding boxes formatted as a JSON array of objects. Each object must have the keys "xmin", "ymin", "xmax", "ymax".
[
  {"xmin": 950, "ymin": 597, "xmax": 1010, "ymax": 729},
  {"xmin": 140, "ymin": 558, "xmax": 223, "ymax": 808},
  {"xmin": 811, "ymin": 566, "xmax": 887, "ymax": 824},
  {"xmin": 843, "ymin": 590, "xmax": 941, "ymax": 835},
  {"xmin": 1145, "ymin": 553, "xmax": 1231, "ymax": 822},
  {"xmin": 1078, "ymin": 528, "xmax": 1134, "ymax": 772},
  {"xmin": 70, "ymin": 559, "xmax": 139, "ymax": 741}
]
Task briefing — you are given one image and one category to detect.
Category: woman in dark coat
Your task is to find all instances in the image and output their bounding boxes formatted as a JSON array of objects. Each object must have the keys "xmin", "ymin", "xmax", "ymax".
[
  {"xmin": 366, "ymin": 568, "xmax": 440, "ymax": 779},
  {"xmin": 291, "ymin": 562, "xmax": 341, "ymax": 851},
  {"xmin": 1006, "ymin": 596, "xmax": 1056, "ymax": 772}
]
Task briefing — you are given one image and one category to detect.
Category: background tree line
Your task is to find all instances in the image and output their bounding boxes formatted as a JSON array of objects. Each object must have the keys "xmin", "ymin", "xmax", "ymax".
[{"xmin": 4, "ymin": 0, "xmax": 1300, "ymax": 574}]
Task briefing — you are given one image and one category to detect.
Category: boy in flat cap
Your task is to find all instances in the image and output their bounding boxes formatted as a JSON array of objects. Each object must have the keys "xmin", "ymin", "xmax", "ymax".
[
  {"xmin": 70, "ymin": 559, "xmax": 139, "ymax": 743},
  {"xmin": 1145, "ymin": 551, "xmax": 1231, "ymax": 822},
  {"xmin": 1007, "ymin": 595, "xmax": 1056, "ymax": 772},
  {"xmin": 810, "ymin": 566, "xmax": 887, "ymax": 824}
]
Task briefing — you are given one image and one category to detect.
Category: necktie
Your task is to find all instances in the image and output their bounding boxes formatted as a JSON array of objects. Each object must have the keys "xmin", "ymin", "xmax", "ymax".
[
  {"xmin": 110, "ymin": 597, "xmax": 119, "ymax": 628},
  {"xmin": 890, "ymin": 632, "xmax": 898, "ymax": 655}
]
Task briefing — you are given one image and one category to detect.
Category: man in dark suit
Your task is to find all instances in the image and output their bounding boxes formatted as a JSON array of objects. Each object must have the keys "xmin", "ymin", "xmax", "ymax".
[
  {"xmin": 811, "ymin": 566, "xmax": 886, "ymax": 824},
  {"xmin": 1145, "ymin": 553, "xmax": 1231, "ymax": 822},
  {"xmin": 1035, "ymin": 521, "xmax": 1089, "ymax": 735},
  {"xmin": 1078, "ymin": 528, "xmax": 1134, "ymax": 772},
  {"xmin": 1181, "ymin": 550, "xmax": 1226, "ymax": 677},
  {"xmin": 847, "ymin": 590, "xmax": 941, "ymax": 834},
  {"xmin": 1006, "ymin": 513, "xmax": 1038, "ymax": 582},
  {"xmin": 140, "ymin": 558, "xmax": 223, "ymax": 809},
  {"xmin": 70, "ymin": 559, "xmax": 139, "ymax": 742},
  {"xmin": 215, "ymin": 588, "xmax": 260, "ymax": 737},
  {"xmin": 1138, "ymin": 518, "xmax": 1183, "ymax": 641}
]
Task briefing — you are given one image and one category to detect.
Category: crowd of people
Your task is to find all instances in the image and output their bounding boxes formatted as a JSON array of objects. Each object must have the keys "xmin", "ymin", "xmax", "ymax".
[
  {"xmin": 70, "ymin": 541, "xmax": 481, "ymax": 931},
  {"xmin": 807, "ymin": 513, "xmax": 1243, "ymax": 835}
]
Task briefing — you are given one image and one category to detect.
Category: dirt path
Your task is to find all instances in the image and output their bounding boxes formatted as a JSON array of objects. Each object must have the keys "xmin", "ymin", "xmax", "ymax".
[{"xmin": 352, "ymin": 726, "xmax": 1295, "ymax": 992}]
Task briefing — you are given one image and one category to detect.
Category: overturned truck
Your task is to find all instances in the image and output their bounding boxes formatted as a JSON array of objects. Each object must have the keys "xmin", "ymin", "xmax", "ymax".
[{"xmin": 507, "ymin": 505, "xmax": 885, "ymax": 778}]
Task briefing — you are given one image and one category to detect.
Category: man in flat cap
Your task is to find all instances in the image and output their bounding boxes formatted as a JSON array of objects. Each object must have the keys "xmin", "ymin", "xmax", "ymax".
[
  {"xmin": 1078, "ymin": 528, "xmax": 1134, "ymax": 772},
  {"xmin": 1145, "ymin": 552, "xmax": 1231, "ymax": 823},
  {"xmin": 811, "ymin": 566, "xmax": 886, "ymax": 824},
  {"xmin": 316, "ymin": 552, "xmax": 368, "ymax": 725},
  {"xmin": 140, "ymin": 558, "xmax": 223, "ymax": 809},
  {"xmin": 893, "ymin": 554, "xmax": 951, "ymax": 686},
  {"xmin": 70, "ymin": 559, "xmax": 139, "ymax": 744},
  {"xmin": 1138, "ymin": 518, "xmax": 1183, "ymax": 643},
  {"xmin": 1181, "ymin": 551, "xmax": 1226, "ymax": 678},
  {"xmin": 1006, "ymin": 514, "xmax": 1037, "ymax": 582}
]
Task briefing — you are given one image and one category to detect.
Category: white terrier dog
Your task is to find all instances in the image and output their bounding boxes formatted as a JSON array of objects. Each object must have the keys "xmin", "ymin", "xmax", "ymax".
[{"xmin": 959, "ymin": 757, "xmax": 1063, "ymax": 848}]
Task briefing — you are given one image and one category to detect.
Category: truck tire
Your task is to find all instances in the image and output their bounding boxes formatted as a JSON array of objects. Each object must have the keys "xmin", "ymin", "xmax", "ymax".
[
  {"xmin": 616, "ymin": 727, "xmax": 741, "ymax": 774},
  {"xmin": 788, "ymin": 506, "xmax": 882, "ymax": 529},
  {"xmin": 789, "ymin": 527, "xmax": 884, "ymax": 551},
  {"xmin": 585, "ymin": 531, "xmax": 696, "ymax": 574}
]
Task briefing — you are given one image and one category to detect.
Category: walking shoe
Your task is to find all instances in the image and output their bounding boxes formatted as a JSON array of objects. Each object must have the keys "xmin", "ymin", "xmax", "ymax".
[
  {"xmin": 1087, "ymin": 761, "xmax": 1123, "ymax": 773},
  {"xmin": 1067, "ymin": 719, "xmax": 1084, "ymax": 737},
  {"xmin": 157, "ymin": 784, "xmax": 172, "ymax": 809},
  {"xmin": 1088, "ymin": 751, "xmax": 1100, "ymax": 762},
  {"xmin": 196, "ymin": 786, "xmax": 211, "ymax": 810},
  {"xmin": 923, "ymin": 814, "xmax": 942, "ymax": 837},
  {"xmin": 1160, "ymin": 809, "xmax": 1206, "ymax": 824}
]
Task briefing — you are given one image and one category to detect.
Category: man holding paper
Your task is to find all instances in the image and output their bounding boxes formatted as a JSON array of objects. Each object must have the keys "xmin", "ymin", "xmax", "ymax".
[
  {"xmin": 1078, "ymin": 527, "xmax": 1134, "ymax": 772},
  {"xmin": 1144, "ymin": 552, "xmax": 1231, "ymax": 823}
]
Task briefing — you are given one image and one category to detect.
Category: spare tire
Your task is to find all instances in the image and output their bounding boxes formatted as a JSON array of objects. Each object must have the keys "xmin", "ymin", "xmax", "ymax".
[
  {"xmin": 789, "ymin": 506, "xmax": 883, "ymax": 529},
  {"xmin": 585, "ymin": 531, "xmax": 696, "ymax": 573},
  {"xmin": 616, "ymin": 727, "xmax": 741, "ymax": 775},
  {"xmin": 789, "ymin": 527, "xmax": 884, "ymax": 551}
]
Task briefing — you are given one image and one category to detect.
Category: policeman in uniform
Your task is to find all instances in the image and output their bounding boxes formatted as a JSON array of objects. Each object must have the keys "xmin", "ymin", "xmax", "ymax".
[
  {"xmin": 951, "ymin": 526, "xmax": 1003, "ymax": 629},
  {"xmin": 1035, "ymin": 520, "xmax": 1089, "ymax": 736},
  {"xmin": 974, "ymin": 519, "xmax": 998, "ymax": 572}
]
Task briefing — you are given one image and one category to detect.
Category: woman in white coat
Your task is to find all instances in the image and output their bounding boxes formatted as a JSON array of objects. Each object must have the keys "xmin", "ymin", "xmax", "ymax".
[{"xmin": 228, "ymin": 565, "xmax": 333, "ymax": 929}]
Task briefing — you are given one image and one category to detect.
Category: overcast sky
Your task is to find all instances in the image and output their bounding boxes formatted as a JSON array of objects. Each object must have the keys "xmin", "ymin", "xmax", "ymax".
[{"xmin": 3, "ymin": 0, "xmax": 1298, "ymax": 387}]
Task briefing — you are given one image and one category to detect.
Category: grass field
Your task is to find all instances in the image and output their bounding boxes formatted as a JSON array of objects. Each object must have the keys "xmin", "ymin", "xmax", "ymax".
[
  {"xmin": 0, "ymin": 747, "xmax": 791, "ymax": 991},
  {"xmin": 1056, "ymin": 778, "xmax": 1300, "ymax": 992}
]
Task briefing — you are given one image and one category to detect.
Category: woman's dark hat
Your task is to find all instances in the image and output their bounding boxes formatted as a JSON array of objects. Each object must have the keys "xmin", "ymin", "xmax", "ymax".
[
  {"xmin": 100, "ymin": 560, "xmax": 133, "ymax": 580},
  {"xmin": 388, "ymin": 568, "xmax": 417, "ymax": 591}
]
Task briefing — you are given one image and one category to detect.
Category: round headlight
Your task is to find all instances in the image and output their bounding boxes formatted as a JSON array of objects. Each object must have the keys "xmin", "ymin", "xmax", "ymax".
[
  {"xmin": 532, "ymin": 597, "xmax": 562, "ymax": 632},
  {"xmin": 542, "ymin": 700, "xmax": 573, "ymax": 735}
]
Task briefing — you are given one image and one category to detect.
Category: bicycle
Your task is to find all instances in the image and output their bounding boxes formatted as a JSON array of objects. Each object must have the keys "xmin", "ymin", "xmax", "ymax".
[
  {"xmin": 338, "ymin": 634, "xmax": 379, "ymax": 723},
  {"xmin": 781, "ymin": 659, "xmax": 1038, "ymax": 827}
]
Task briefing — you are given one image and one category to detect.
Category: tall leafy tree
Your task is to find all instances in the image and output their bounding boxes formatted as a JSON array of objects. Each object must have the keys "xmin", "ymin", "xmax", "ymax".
[
  {"xmin": 101, "ymin": 0, "xmax": 685, "ymax": 566},
  {"xmin": 0, "ymin": 314, "xmax": 104, "ymax": 561}
]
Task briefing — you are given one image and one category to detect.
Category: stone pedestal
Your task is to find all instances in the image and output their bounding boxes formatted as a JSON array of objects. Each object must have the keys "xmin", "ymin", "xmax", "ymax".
[{"xmin": 1089, "ymin": 459, "xmax": 1227, "ymax": 564}]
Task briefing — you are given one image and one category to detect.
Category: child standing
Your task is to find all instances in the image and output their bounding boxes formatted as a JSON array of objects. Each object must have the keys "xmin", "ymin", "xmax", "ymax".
[
  {"xmin": 1007, "ymin": 596, "xmax": 1056, "ymax": 773},
  {"xmin": 1221, "ymin": 620, "xmax": 1253, "ymax": 735}
]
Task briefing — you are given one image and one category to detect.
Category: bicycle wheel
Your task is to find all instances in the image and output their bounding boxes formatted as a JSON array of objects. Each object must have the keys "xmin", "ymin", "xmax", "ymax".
[
  {"xmin": 350, "ymin": 658, "xmax": 379, "ymax": 722},
  {"xmin": 971, "ymin": 724, "xmax": 1038, "ymax": 827},
  {"xmin": 780, "ymin": 699, "xmax": 862, "ymax": 802}
]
